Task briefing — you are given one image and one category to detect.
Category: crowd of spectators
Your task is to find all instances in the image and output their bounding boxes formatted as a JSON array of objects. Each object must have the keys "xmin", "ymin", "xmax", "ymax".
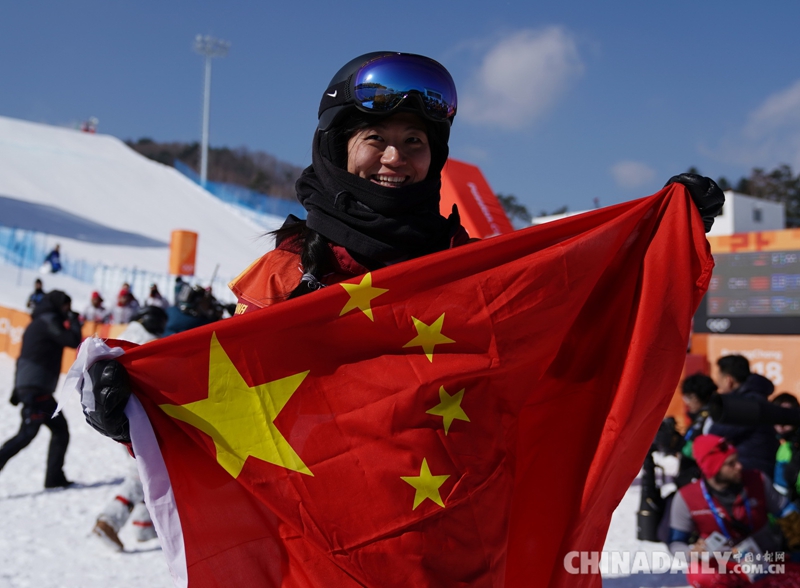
[{"xmin": 640, "ymin": 354, "xmax": 800, "ymax": 586}]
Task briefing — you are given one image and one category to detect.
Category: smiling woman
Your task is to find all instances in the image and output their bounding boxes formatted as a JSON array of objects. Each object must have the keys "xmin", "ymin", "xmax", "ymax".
[
  {"xmin": 346, "ymin": 112, "xmax": 432, "ymax": 187},
  {"xmin": 225, "ymin": 51, "xmax": 472, "ymax": 306}
]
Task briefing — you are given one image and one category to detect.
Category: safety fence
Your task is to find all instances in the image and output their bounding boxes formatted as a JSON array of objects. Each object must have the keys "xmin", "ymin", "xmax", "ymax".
[
  {"xmin": 174, "ymin": 160, "xmax": 306, "ymax": 221},
  {"xmin": 0, "ymin": 225, "xmax": 236, "ymax": 305}
]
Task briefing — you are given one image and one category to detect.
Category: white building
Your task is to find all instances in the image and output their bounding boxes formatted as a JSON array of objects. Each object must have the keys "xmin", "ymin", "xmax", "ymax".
[
  {"xmin": 706, "ymin": 191, "xmax": 785, "ymax": 236},
  {"xmin": 530, "ymin": 191, "xmax": 785, "ymax": 236}
]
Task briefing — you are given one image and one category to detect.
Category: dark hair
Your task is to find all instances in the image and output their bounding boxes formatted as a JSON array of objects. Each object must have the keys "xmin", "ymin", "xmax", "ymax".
[
  {"xmin": 717, "ymin": 355, "xmax": 751, "ymax": 385},
  {"xmin": 270, "ymin": 221, "xmax": 334, "ymax": 300},
  {"xmin": 681, "ymin": 373, "xmax": 717, "ymax": 404},
  {"xmin": 772, "ymin": 392, "xmax": 800, "ymax": 408}
]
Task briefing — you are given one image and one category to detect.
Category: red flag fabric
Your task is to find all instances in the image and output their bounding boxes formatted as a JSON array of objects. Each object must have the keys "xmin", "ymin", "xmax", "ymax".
[{"xmin": 109, "ymin": 184, "xmax": 711, "ymax": 587}]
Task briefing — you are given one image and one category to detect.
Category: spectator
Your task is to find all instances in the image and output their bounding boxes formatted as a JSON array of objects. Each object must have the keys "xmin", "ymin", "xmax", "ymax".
[
  {"xmin": 0, "ymin": 290, "xmax": 81, "ymax": 488},
  {"xmin": 80, "ymin": 291, "xmax": 109, "ymax": 324},
  {"xmin": 173, "ymin": 276, "xmax": 188, "ymax": 306},
  {"xmin": 668, "ymin": 434, "xmax": 800, "ymax": 586},
  {"xmin": 91, "ymin": 306, "xmax": 167, "ymax": 551},
  {"xmin": 675, "ymin": 374, "xmax": 717, "ymax": 488},
  {"xmin": 709, "ymin": 355, "xmax": 778, "ymax": 478},
  {"xmin": 111, "ymin": 285, "xmax": 140, "ymax": 325},
  {"xmin": 145, "ymin": 283, "xmax": 169, "ymax": 309},
  {"xmin": 773, "ymin": 393, "xmax": 800, "ymax": 498},
  {"xmin": 162, "ymin": 285, "xmax": 220, "ymax": 337},
  {"xmin": 43, "ymin": 244, "xmax": 62, "ymax": 273},
  {"xmin": 641, "ymin": 375, "xmax": 718, "ymax": 543},
  {"xmin": 26, "ymin": 278, "xmax": 45, "ymax": 312}
]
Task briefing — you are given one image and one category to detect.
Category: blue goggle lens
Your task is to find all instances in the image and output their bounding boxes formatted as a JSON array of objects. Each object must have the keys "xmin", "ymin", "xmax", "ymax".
[{"xmin": 352, "ymin": 54, "xmax": 457, "ymax": 122}]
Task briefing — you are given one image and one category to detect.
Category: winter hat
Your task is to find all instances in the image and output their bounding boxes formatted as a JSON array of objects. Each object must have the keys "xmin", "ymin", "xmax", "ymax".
[
  {"xmin": 91, "ymin": 291, "xmax": 103, "ymax": 302},
  {"xmin": 693, "ymin": 434, "xmax": 736, "ymax": 479}
]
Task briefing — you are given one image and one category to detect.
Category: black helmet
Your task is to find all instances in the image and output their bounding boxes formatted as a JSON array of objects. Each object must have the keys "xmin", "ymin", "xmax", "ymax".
[
  {"xmin": 316, "ymin": 52, "xmax": 457, "ymax": 176},
  {"xmin": 318, "ymin": 52, "xmax": 457, "ymax": 131}
]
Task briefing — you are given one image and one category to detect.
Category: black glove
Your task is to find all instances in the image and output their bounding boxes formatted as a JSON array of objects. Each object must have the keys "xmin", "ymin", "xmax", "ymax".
[
  {"xmin": 9, "ymin": 387, "xmax": 19, "ymax": 406},
  {"xmin": 664, "ymin": 173, "xmax": 725, "ymax": 233},
  {"xmin": 84, "ymin": 359, "xmax": 132, "ymax": 443}
]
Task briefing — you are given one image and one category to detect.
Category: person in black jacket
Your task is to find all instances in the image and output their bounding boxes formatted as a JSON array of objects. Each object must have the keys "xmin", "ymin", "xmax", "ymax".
[
  {"xmin": 709, "ymin": 354, "xmax": 779, "ymax": 479},
  {"xmin": 0, "ymin": 290, "xmax": 81, "ymax": 488}
]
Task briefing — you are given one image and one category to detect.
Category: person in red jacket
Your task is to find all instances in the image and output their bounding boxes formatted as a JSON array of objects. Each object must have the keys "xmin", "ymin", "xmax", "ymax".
[
  {"xmin": 669, "ymin": 434, "xmax": 800, "ymax": 587},
  {"xmin": 229, "ymin": 52, "xmax": 470, "ymax": 312}
]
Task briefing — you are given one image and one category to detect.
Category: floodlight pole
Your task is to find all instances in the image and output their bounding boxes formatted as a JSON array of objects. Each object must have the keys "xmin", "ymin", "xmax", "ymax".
[{"xmin": 193, "ymin": 35, "xmax": 230, "ymax": 187}]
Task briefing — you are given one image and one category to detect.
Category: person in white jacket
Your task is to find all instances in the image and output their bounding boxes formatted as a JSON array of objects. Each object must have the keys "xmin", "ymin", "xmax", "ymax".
[{"xmin": 91, "ymin": 306, "xmax": 167, "ymax": 551}]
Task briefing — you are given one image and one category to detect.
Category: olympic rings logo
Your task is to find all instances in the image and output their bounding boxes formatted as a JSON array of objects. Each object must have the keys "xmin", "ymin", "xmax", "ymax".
[{"xmin": 706, "ymin": 319, "xmax": 731, "ymax": 333}]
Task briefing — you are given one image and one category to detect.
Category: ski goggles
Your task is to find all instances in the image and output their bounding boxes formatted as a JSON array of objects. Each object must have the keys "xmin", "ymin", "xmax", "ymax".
[
  {"xmin": 351, "ymin": 54, "xmax": 457, "ymax": 122},
  {"xmin": 320, "ymin": 53, "xmax": 457, "ymax": 128}
]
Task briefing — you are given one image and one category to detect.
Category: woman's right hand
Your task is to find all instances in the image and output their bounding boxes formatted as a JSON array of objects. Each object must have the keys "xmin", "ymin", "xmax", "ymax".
[{"xmin": 84, "ymin": 359, "xmax": 132, "ymax": 443}]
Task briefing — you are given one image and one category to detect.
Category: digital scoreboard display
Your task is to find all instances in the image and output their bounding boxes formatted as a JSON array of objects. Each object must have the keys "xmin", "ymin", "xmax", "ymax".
[
  {"xmin": 695, "ymin": 249, "xmax": 800, "ymax": 333},
  {"xmin": 708, "ymin": 250, "xmax": 800, "ymax": 316}
]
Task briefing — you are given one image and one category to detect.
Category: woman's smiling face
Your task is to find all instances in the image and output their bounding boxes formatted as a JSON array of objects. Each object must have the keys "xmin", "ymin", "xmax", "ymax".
[{"xmin": 346, "ymin": 112, "xmax": 431, "ymax": 187}]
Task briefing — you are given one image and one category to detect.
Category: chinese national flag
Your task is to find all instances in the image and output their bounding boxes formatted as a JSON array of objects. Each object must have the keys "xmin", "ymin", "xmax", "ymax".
[{"xmin": 113, "ymin": 184, "xmax": 711, "ymax": 587}]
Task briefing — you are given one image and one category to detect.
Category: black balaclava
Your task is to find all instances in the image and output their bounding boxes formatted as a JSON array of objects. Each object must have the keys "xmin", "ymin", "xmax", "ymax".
[
  {"xmin": 294, "ymin": 51, "xmax": 461, "ymax": 266},
  {"xmin": 295, "ymin": 108, "xmax": 459, "ymax": 265}
]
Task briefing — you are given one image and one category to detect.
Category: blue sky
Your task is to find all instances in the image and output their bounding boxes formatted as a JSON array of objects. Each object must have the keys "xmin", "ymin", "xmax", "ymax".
[{"xmin": 3, "ymin": 1, "xmax": 800, "ymax": 216}]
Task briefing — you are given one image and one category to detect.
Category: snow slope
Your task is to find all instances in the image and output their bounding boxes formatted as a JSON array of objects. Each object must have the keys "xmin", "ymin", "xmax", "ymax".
[{"xmin": 0, "ymin": 115, "xmax": 281, "ymax": 291}]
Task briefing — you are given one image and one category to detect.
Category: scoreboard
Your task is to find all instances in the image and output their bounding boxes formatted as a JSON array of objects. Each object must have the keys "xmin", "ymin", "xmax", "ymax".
[{"xmin": 694, "ymin": 230, "xmax": 800, "ymax": 334}]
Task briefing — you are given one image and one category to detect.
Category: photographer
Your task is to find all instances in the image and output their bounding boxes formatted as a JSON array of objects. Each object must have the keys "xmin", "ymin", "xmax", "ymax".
[
  {"xmin": 0, "ymin": 290, "xmax": 81, "ymax": 488},
  {"xmin": 675, "ymin": 374, "xmax": 717, "ymax": 487},
  {"xmin": 773, "ymin": 393, "xmax": 800, "ymax": 499},
  {"xmin": 709, "ymin": 355, "xmax": 778, "ymax": 479},
  {"xmin": 638, "ymin": 375, "xmax": 717, "ymax": 542},
  {"xmin": 162, "ymin": 285, "xmax": 222, "ymax": 337}
]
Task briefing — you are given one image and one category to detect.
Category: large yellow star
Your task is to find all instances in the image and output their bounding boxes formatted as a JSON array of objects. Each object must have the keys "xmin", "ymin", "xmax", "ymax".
[
  {"xmin": 403, "ymin": 313, "xmax": 455, "ymax": 362},
  {"xmin": 339, "ymin": 272, "xmax": 388, "ymax": 321},
  {"xmin": 160, "ymin": 332, "xmax": 312, "ymax": 479},
  {"xmin": 426, "ymin": 386, "xmax": 470, "ymax": 435},
  {"xmin": 400, "ymin": 458, "xmax": 450, "ymax": 510}
]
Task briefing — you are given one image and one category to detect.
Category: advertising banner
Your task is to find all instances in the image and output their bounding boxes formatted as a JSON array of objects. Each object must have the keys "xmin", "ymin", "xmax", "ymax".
[
  {"xmin": 440, "ymin": 158, "xmax": 514, "ymax": 239},
  {"xmin": 0, "ymin": 306, "xmax": 30, "ymax": 358},
  {"xmin": 706, "ymin": 334, "xmax": 800, "ymax": 397},
  {"xmin": 0, "ymin": 306, "xmax": 128, "ymax": 374},
  {"xmin": 169, "ymin": 230, "xmax": 198, "ymax": 276}
]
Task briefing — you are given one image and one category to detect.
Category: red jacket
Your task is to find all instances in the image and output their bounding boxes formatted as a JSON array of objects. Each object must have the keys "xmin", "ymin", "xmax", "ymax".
[
  {"xmin": 229, "ymin": 230, "xmax": 473, "ymax": 314},
  {"xmin": 678, "ymin": 469, "xmax": 768, "ymax": 544}
]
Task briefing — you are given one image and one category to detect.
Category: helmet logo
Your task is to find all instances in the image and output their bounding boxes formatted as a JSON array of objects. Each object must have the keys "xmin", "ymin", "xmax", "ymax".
[{"xmin": 326, "ymin": 90, "xmax": 338, "ymax": 98}]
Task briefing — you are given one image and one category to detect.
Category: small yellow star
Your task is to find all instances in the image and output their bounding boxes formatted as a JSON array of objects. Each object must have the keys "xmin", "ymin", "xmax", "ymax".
[
  {"xmin": 426, "ymin": 386, "xmax": 470, "ymax": 435},
  {"xmin": 403, "ymin": 313, "xmax": 455, "ymax": 362},
  {"xmin": 339, "ymin": 272, "xmax": 388, "ymax": 321},
  {"xmin": 400, "ymin": 458, "xmax": 450, "ymax": 510},
  {"xmin": 160, "ymin": 332, "xmax": 312, "ymax": 479}
]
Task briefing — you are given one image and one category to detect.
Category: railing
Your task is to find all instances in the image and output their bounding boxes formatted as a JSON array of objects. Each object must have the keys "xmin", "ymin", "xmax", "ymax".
[
  {"xmin": 174, "ymin": 160, "xmax": 306, "ymax": 221},
  {"xmin": 0, "ymin": 166, "xmax": 296, "ymax": 306},
  {"xmin": 0, "ymin": 225, "xmax": 236, "ymax": 305}
]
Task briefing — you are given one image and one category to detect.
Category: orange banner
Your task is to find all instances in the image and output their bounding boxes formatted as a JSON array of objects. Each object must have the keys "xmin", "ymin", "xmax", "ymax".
[
  {"xmin": 0, "ymin": 305, "xmax": 128, "ymax": 374},
  {"xmin": 440, "ymin": 158, "xmax": 514, "ymax": 239},
  {"xmin": 708, "ymin": 228, "xmax": 800, "ymax": 253},
  {"xmin": 0, "ymin": 306, "xmax": 31, "ymax": 358},
  {"xmin": 169, "ymin": 230, "xmax": 198, "ymax": 276},
  {"xmin": 706, "ymin": 334, "xmax": 800, "ymax": 398}
]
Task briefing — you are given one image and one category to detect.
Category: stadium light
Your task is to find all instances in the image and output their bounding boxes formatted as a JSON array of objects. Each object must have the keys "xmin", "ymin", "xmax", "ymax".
[{"xmin": 193, "ymin": 34, "xmax": 230, "ymax": 187}]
